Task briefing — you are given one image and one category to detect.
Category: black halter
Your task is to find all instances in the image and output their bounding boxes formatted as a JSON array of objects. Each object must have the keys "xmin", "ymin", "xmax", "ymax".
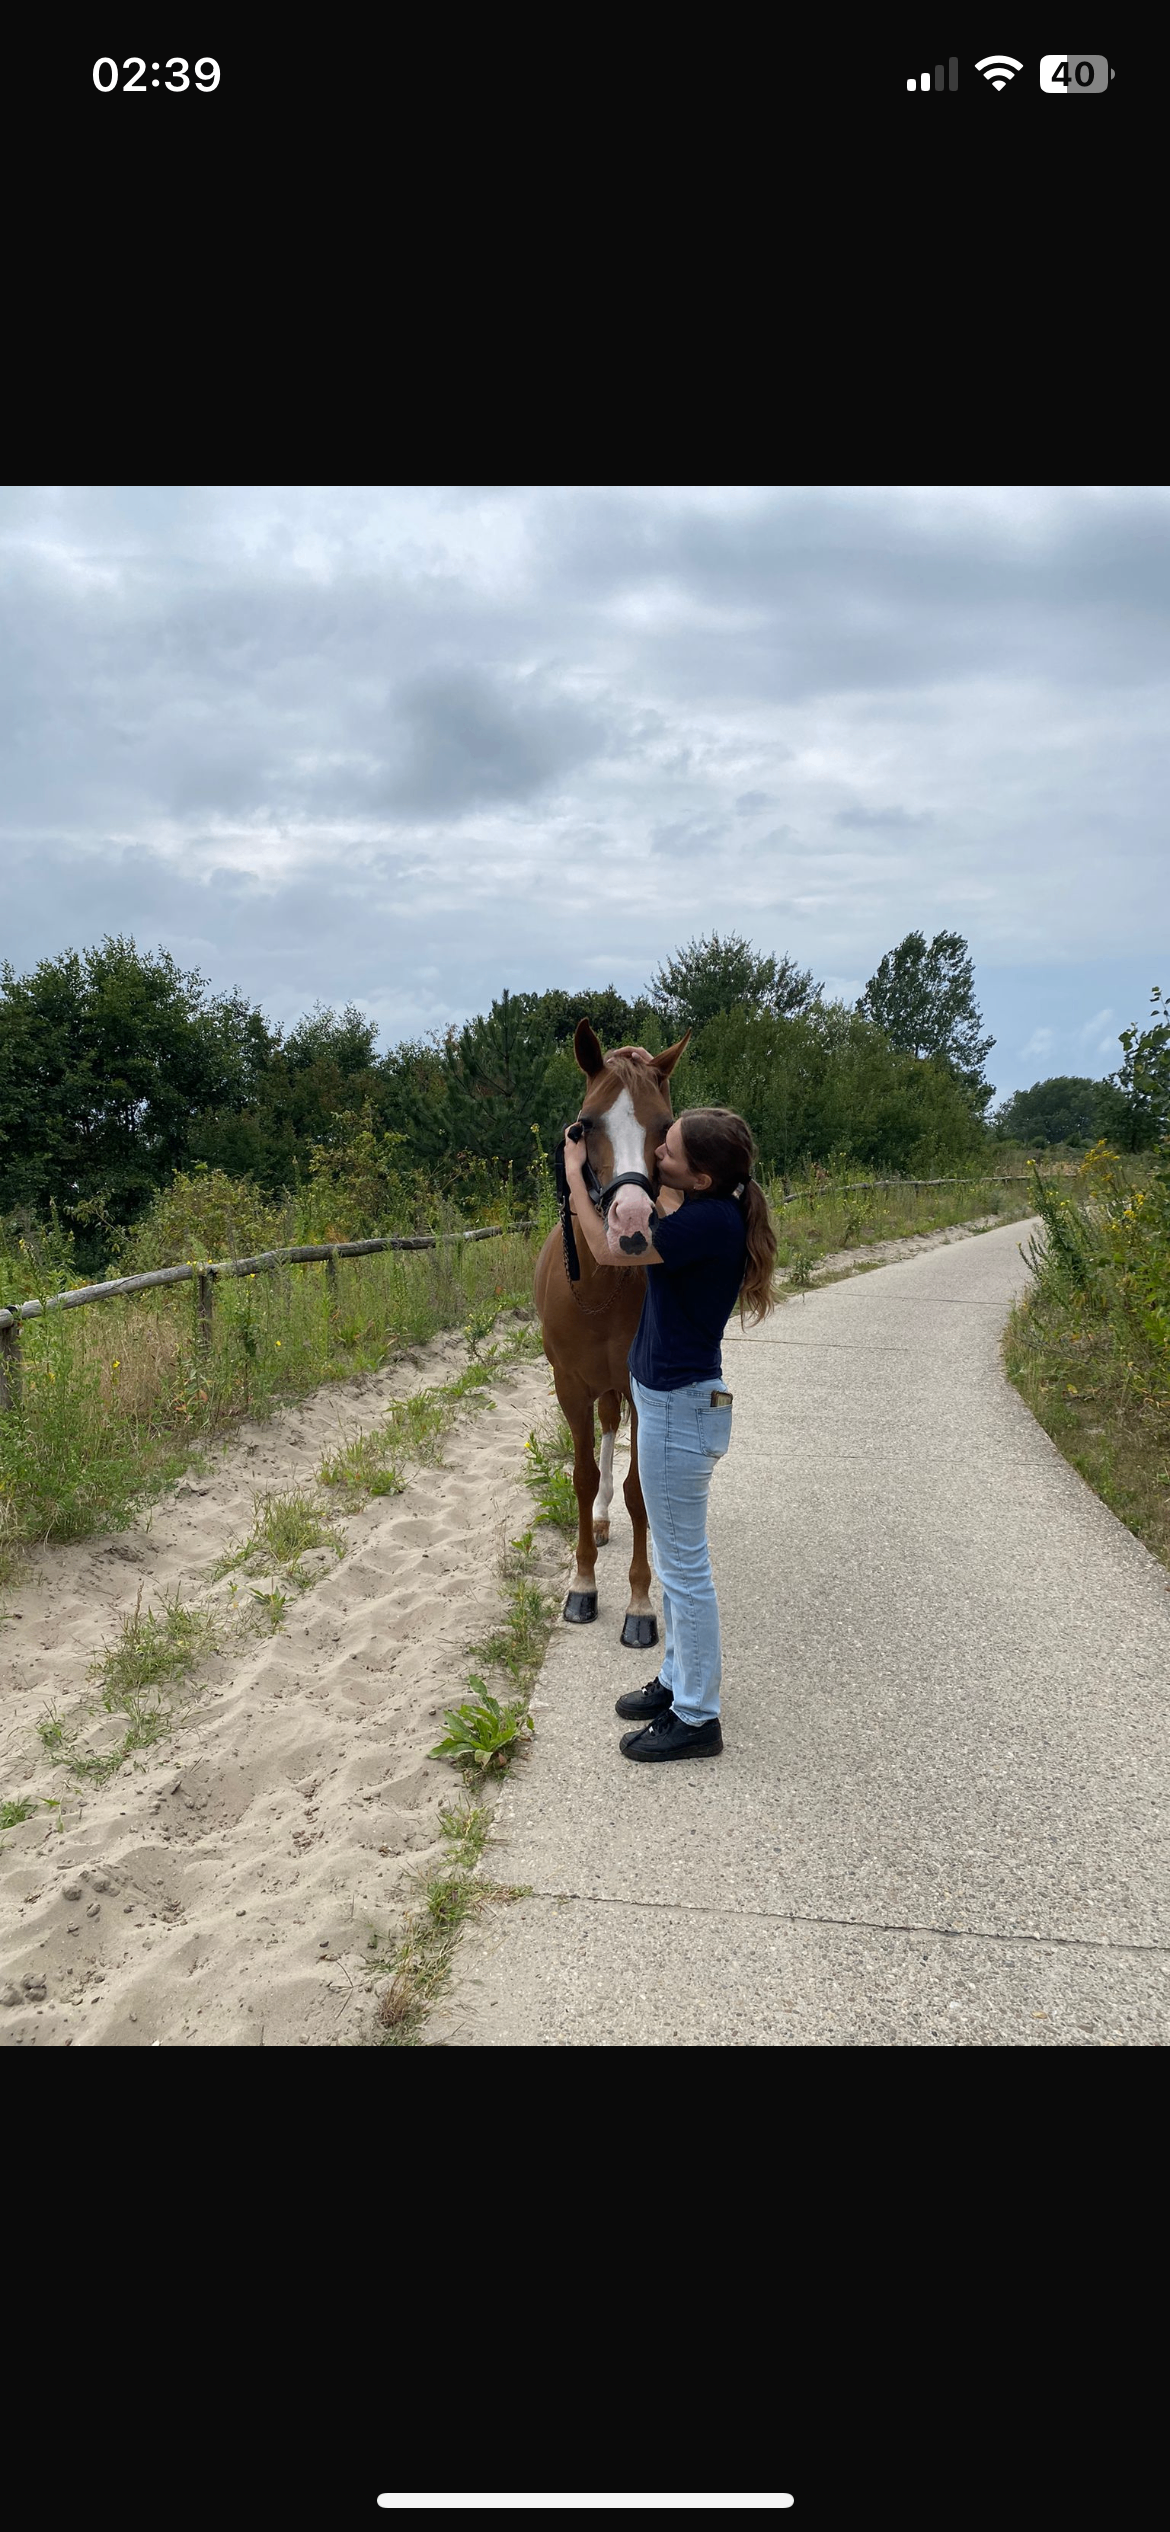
[{"xmin": 554, "ymin": 1128, "xmax": 657, "ymax": 1283}]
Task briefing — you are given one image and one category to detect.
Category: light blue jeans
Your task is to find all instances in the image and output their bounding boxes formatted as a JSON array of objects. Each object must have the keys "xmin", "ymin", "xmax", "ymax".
[{"xmin": 629, "ymin": 1373, "xmax": 734, "ymax": 1726}]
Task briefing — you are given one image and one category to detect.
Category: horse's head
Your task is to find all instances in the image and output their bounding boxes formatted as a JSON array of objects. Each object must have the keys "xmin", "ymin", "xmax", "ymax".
[{"xmin": 571, "ymin": 1020, "xmax": 691, "ymax": 1258}]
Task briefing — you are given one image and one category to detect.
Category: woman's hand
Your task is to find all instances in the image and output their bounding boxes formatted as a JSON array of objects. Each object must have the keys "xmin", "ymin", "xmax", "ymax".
[{"xmin": 563, "ymin": 1124, "xmax": 587, "ymax": 1180}]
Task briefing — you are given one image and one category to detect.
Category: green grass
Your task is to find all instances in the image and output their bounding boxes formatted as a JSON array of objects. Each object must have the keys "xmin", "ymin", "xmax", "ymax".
[
  {"xmin": 1002, "ymin": 1146, "xmax": 1170, "ymax": 1573},
  {"xmin": 0, "ymin": 1145, "xmax": 1034, "ymax": 1552},
  {"xmin": 362, "ymin": 1527, "xmax": 561, "ymax": 2046},
  {"xmin": 763, "ymin": 1167, "xmax": 1038, "ymax": 1281},
  {"xmin": 363, "ymin": 1799, "xmax": 534, "ymax": 2046},
  {"xmin": 0, "ymin": 1235, "xmax": 546, "ymax": 1548},
  {"xmin": 523, "ymin": 1411, "xmax": 579, "ymax": 1535},
  {"xmin": 33, "ymin": 1585, "xmax": 224, "ymax": 1786},
  {"xmin": 212, "ymin": 1486, "xmax": 345, "ymax": 1586},
  {"xmin": 318, "ymin": 1325, "xmax": 543, "ymax": 1501},
  {"xmin": 0, "ymin": 1794, "xmax": 40, "ymax": 1828}
]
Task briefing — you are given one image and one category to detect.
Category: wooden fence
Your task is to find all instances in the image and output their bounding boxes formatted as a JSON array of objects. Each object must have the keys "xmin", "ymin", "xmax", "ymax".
[
  {"xmin": 0, "ymin": 1222, "xmax": 538, "ymax": 1410},
  {"xmin": 775, "ymin": 1172, "xmax": 1046, "ymax": 1205},
  {"xmin": 0, "ymin": 1174, "xmax": 1049, "ymax": 1410}
]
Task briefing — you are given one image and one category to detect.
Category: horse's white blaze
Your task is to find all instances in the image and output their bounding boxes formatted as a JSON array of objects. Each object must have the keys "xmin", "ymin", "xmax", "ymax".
[
  {"xmin": 602, "ymin": 1086, "xmax": 649, "ymax": 1187},
  {"xmin": 600, "ymin": 1083, "xmax": 657, "ymax": 1254},
  {"xmin": 595, "ymin": 1429, "xmax": 615, "ymax": 1521}
]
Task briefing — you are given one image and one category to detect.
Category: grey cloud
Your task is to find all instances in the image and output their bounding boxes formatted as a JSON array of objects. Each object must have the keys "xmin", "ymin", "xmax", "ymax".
[
  {"xmin": 834, "ymin": 805, "xmax": 935, "ymax": 830},
  {"xmin": 650, "ymin": 817, "xmax": 727, "ymax": 860},
  {"xmin": 2, "ymin": 488, "xmax": 1168, "ymax": 1107},
  {"xmin": 374, "ymin": 668, "xmax": 606, "ymax": 816}
]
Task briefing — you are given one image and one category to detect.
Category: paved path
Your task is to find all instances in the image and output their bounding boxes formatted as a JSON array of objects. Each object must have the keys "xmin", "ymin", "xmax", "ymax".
[{"xmin": 432, "ymin": 1218, "xmax": 1170, "ymax": 2046}]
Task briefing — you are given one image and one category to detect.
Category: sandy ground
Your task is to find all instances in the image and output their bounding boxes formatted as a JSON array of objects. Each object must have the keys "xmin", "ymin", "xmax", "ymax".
[
  {"xmin": 0, "ymin": 1326, "xmax": 559, "ymax": 2048},
  {"xmin": 0, "ymin": 1209, "xmax": 1019, "ymax": 2051}
]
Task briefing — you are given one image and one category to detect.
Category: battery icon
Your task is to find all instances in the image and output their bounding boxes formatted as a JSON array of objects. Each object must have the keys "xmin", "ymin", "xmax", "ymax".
[{"xmin": 1040, "ymin": 55, "xmax": 1114, "ymax": 91}]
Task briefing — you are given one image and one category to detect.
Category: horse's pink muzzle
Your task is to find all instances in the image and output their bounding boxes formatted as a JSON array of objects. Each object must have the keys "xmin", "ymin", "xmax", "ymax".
[{"xmin": 605, "ymin": 1186, "xmax": 658, "ymax": 1257}]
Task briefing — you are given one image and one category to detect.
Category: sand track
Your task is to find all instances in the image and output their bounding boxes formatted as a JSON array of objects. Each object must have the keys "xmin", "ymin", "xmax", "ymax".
[{"xmin": 0, "ymin": 1326, "xmax": 560, "ymax": 2047}]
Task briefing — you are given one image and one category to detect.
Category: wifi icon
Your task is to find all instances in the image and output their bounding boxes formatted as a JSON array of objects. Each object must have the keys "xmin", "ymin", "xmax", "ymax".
[{"xmin": 975, "ymin": 54, "xmax": 1023, "ymax": 87}]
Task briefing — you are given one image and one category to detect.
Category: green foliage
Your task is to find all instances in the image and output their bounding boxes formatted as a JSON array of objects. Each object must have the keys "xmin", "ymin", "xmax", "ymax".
[
  {"xmin": 648, "ymin": 930, "xmax": 822, "ymax": 1036},
  {"xmin": 685, "ymin": 999, "xmax": 986, "ymax": 1179},
  {"xmin": 34, "ymin": 1585, "xmax": 224, "ymax": 1784},
  {"xmin": 1017, "ymin": 1141, "xmax": 1170, "ymax": 1404},
  {"xmin": 109, "ymin": 1164, "xmax": 294, "ymax": 1274},
  {"xmin": 250, "ymin": 1586, "xmax": 290, "ymax": 1633},
  {"xmin": 523, "ymin": 1421, "xmax": 578, "ymax": 1534},
  {"xmin": 0, "ymin": 927, "xmax": 1022, "ymax": 1274},
  {"xmin": 0, "ymin": 1795, "xmax": 39, "ymax": 1828},
  {"xmin": 1109, "ymin": 986, "xmax": 1170, "ymax": 1151},
  {"xmin": 990, "ymin": 1076, "xmax": 1107, "ymax": 1148},
  {"xmin": 1004, "ymin": 1136, "xmax": 1170, "ymax": 1571},
  {"xmin": 428, "ymin": 1679, "xmax": 535, "ymax": 1771},
  {"xmin": 0, "ymin": 1200, "xmax": 80, "ymax": 1305},
  {"xmin": 855, "ymin": 929, "xmax": 995, "ymax": 1111},
  {"xmin": 88, "ymin": 1585, "xmax": 219, "ymax": 1705},
  {"xmin": 213, "ymin": 1488, "xmax": 344, "ymax": 1585},
  {"xmin": 300, "ymin": 1100, "xmax": 431, "ymax": 1242},
  {"xmin": 0, "ymin": 1323, "xmax": 149, "ymax": 1543},
  {"xmin": 0, "ymin": 936, "xmax": 271, "ymax": 1267}
]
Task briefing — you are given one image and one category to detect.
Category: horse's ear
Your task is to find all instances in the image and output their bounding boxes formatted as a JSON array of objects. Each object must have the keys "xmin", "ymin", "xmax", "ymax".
[
  {"xmin": 652, "ymin": 1030, "xmax": 691, "ymax": 1082},
  {"xmin": 573, "ymin": 1019, "xmax": 606, "ymax": 1079}
]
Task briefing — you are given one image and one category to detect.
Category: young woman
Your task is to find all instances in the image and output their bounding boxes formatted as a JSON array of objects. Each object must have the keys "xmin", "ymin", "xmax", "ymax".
[{"xmin": 562, "ymin": 1067, "xmax": 778, "ymax": 1763}]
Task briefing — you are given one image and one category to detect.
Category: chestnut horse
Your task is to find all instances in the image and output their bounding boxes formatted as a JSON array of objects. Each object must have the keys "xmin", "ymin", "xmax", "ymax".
[{"xmin": 533, "ymin": 1020, "xmax": 690, "ymax": 1645}]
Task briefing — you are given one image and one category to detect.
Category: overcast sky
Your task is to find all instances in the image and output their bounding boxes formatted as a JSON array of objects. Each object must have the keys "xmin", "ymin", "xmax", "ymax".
[{"xmin": 1, "ymin": 483, "xmax": 1166, "ymax": 1104}]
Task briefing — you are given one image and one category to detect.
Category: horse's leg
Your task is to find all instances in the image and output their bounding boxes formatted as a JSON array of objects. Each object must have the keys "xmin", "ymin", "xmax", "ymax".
[
  {"xmin": 593, "ymin": 1388, "xmax": 622, "ymax": 1547},
  {"xmin": 619, "ymin": 1394, "xmax": 658, "ymax": 1650},
  {"xmin": 555, "ymin": 1369, "xmax": 602, "ymax": 1624}
]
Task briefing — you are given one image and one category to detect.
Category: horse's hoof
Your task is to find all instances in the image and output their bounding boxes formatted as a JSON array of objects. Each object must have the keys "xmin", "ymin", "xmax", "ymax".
[
  {"xmin": 563, "ymin": 1590, "xmax": 598, "ymax": 1624},
  {"xmin": 620, "ymin": 1612, "xmax": 659, "ymax": 1649},
  {"xmin": 593, "ymin": 1526, "xmax": 609, "ymax": 1547}
]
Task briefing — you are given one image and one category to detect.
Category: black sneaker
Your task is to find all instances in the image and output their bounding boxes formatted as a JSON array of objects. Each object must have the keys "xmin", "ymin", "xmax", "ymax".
[
  {"xmin": 614, "ymin": 1675, "xmax": 673, "ymax": 1721},
  {"xmin": 619, "ymin": 1710, "xmax": 724, "ymax": 1762}
]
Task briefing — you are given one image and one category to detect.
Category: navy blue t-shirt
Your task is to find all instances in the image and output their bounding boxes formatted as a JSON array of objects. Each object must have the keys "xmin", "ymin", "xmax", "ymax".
[{"xmin": 627, "ymin": 1195, "xmax": 747, "ymax": 1392}]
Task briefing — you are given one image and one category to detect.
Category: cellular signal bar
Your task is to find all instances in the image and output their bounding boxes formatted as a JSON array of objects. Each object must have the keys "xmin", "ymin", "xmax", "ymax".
[{"xmin": 907, "ymin": 60, "xmax": 958, "ymax": 90}]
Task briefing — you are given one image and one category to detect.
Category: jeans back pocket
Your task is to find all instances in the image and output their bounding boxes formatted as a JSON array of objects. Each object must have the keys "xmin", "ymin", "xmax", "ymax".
[{"xmin": 698, "ymin": 1387, "xmax": 733, "ymax": 1457}]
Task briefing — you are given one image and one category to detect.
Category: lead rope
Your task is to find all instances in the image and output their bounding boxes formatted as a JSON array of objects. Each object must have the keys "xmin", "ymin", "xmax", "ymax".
[{"xmin": 554, "ymin": 1133, "xmax": 638, "ymax": 1311}]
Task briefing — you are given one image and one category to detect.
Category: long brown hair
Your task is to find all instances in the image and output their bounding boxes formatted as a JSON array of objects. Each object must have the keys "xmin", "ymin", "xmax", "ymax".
[{"xmin": 676, "ymin": 1106, "xmax": 777, "ymax": 1326}]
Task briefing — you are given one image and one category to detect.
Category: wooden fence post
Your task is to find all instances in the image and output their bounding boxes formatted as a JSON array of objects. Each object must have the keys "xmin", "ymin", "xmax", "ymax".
[
  {"xmin": 0, "ymin": 1318, "xmax": 21, "ymax": 1411},
  {"xmin": 325, "ymin": 1249, "xmax": 338, "ymax": 1299},
  {"xmin": 195, "ymin": 1268, "xmax": 214, "ymax": 1356}
]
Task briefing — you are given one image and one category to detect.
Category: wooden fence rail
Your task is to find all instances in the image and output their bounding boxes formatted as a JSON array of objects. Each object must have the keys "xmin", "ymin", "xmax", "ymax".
[
  {"xmin": 775, "ymin": 1172, "xmax": 1046, "ymax": 1205},
  {"xmin": 0, "ymin": 1175, "xmax": 1049, "ymax": 1409},
  {"xmin": 0, "ymin": 1221, "xmax": 538, "ymax": 1409}
]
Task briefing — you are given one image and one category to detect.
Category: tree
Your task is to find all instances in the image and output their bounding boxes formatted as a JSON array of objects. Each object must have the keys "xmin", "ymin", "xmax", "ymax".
[
  {"xmin": 0, "ymin": 936, "xmax": 264, "ymax": 1261},
  {"xmin": 443, "ymin": 988, "xmax": 557, "ymax": 1172},
  {"xmin": 523, "ymin": 985, "xmax": 665, "ymax": 1053},
  {"xmin": 194, "ymin": 999, "xmax": 388, "ymax": 1196},
  {"xmin": 647, "ymin": 932, "xmax": 822, "ymax": 1037},
  {"xmin": 989, "ymin": 1076, "xmax": 1105, "ymax": 1147},
  {"xmin": 1093, "ymin": 986, "xmax": 1170, "ymax": 1151},
  {"xmin": 856, "ymin": 930, "xmax": 995, "ymax": 1113},
  {"xmin": 686, "ymin": 999, "xmax": 985, "ymax": 1180}
]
